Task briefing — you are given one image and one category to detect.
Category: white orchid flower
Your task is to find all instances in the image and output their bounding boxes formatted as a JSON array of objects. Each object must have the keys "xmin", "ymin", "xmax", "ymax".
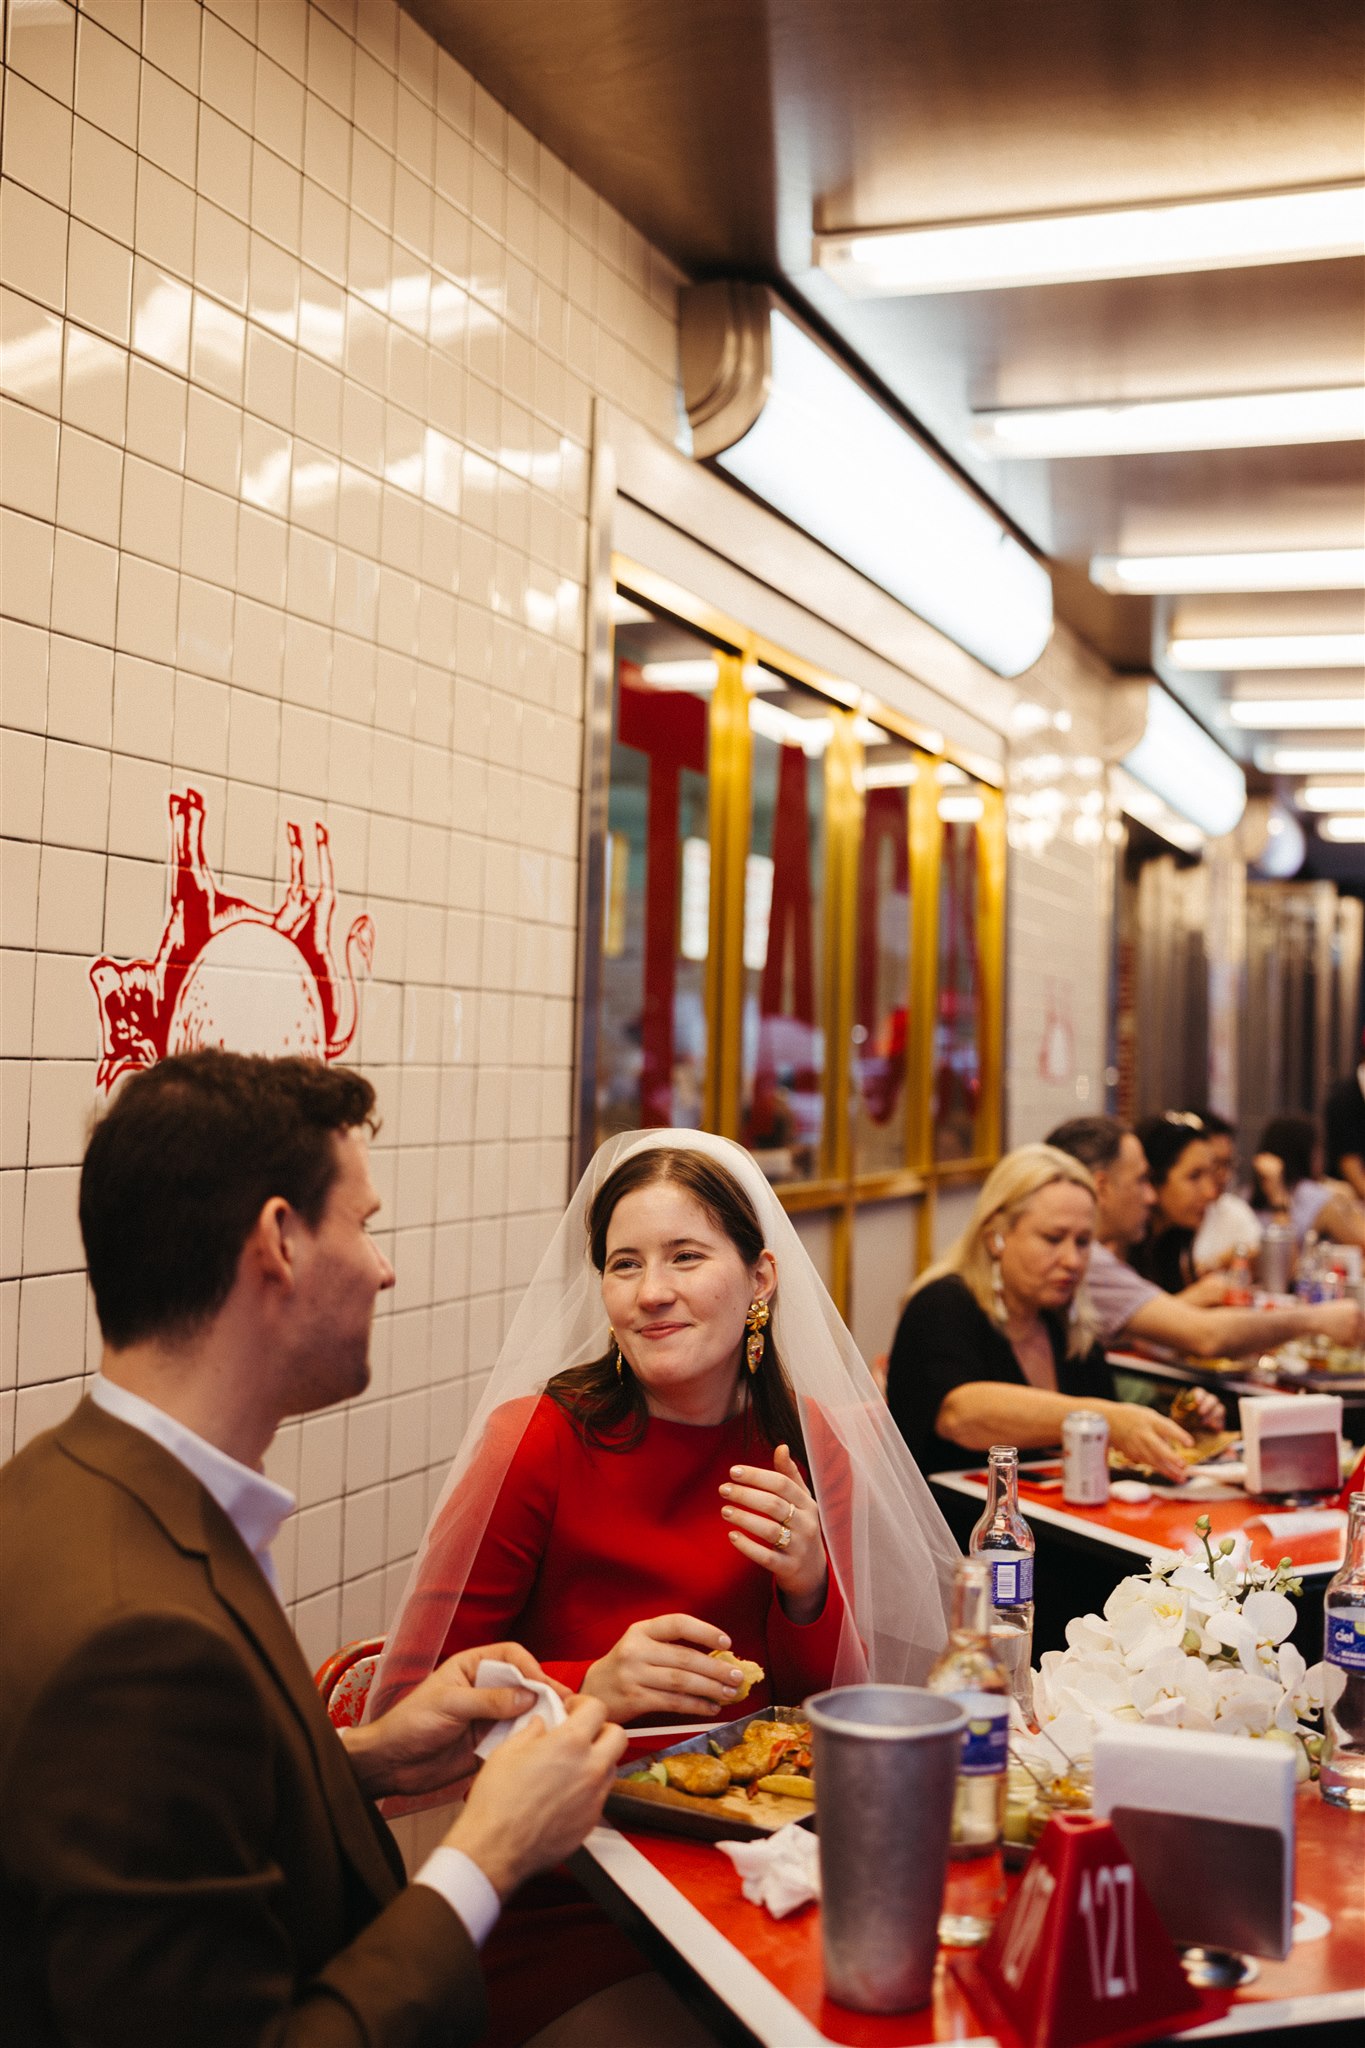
[
  {"xmin": 1130, "ymin": 1648, "xmax": 1217, "ymax": 1729},
  {"xmin": 1241, "ymin": 1588, "xmax": 1297, "ymax": 1647}
]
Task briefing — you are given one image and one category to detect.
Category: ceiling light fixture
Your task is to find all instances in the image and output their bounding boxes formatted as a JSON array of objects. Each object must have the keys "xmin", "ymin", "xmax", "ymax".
[
  {"xmin": 1227, "ymin": 698, "xmax": 1365, "ymax": 729},
  {"xmin": 638, "ymin": 659, "xmax": 718, "ymax": 690},
  {"xmin": 1297, "ymin": 783, "xmax": 1365, "ymax": 812},
  {"xmin": 1258, "ymin": 746, "xmax": 1365, "ymax": 774},
  {"xmin": 1321, "ymin": 816, "xmax": 1365, "ymax": 842},
  {"xmin": 1168, "ymin": 633, "xmax": 1365, "ymax": 670},
  {"xmin": 813, "ymin": 182, "xmax": 1365, "ymax": 297},
  {"xmin": 864, "ymin": 761, "xmax": 920, "ymax": 789},
  {"xmin": 1123, "ymin": 684, "xmax": 1246, "ymax": 837},
  {"xmin": 1090, "ymin": 548, "xmax": 1365, "ymax": 595},
  {"xmin": 972, "ymin": 385, "xmax": 1365, "ymax": 460},
  {"xmin": 680, "ymin": 282, "xmax": 1053, "ymax": 676}
]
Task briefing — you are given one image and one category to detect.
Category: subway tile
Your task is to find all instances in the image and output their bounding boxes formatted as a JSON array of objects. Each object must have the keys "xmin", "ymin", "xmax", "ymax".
[
  {"xmin": 251, "ymin": 143, "xmax": 302, "ymax": 253},
  {"xmin": 305, "ymin": 8, "xmax": 354, "ymax": 119},
  {"xmin": 35, "ymin": 842, "xmax": 105, "ymax": 953},
  {"xmin": 195, "ymin": 197, "xmax": 251, "ymax": 313},
  {"xmin": 61, "ymin": 322, "xmax": 128, "ymax": 441},
  {"xmin": 138, "ymin": 60, "xmax": 199, "ymax": 186},
  {"xmin": 18, "ymin": 1271, "xmax": 90, "ymax": 1383},
  {"xmin": 197, "ymin": 103, "xmax": 253, "ymax": 222},
  {"xmin": 135, "ymin": 160, "xmax": 197, "ymax": 280},
  {"xmin": 114, "ymin": 550, "xmax": 179, "ymax": 662},
  {"xmin": 199, "ymin": 8, "xmax": 257, "ymax": 131},
  {"xmin": 5, "ymin": 0, "xmax": 77, "ymax": 104},
  {"xmin": 0, "ymin": 507, "xmax": 54, "ymax": 628},
  {"xmin": 1, "ymin": 288, "xmax": 63, "ymax": 417},
  {"xmin": 173, "ymin": 670, "xmax": 231, "ymax": 773},
  {"xmin": 19, "ymin": 1162, "xmax": 82, "ymax": 1269},
  {"xmin": 0, "ymin": 839, "xmax": 41, "ymax": 949},
  {"xmin": 120, "ymin": 453, "xmax": 184, "ymax": 568},
  {"xmin": 125, "ymin": 354, "xmax": 187, "ymax": 470},
  {"xmin": 48, "ymin": 634, "xmax": 114, "ymax": 748},
  {"xmin": 74, "ymin": 14, "xmax": 139, "ymax": 148},
  {"xmin": 190, "ymin": 291, "xmax": 247, "ymax": 403},
  {"xmin": 254, "ymin": 51, "xmax": 306, "ymax": 166},
  {"xmin": 56, "ymin": 420, "xmax": 124, "ymax": 543},
  {"xmin": 0, "ymin": 952, "xmax": 36, "ymax": 1061},
  {"xmin": 82, "ymin": 1, "xmax": 141, "ymax": 54},
  {"xmin": 131, "ymin": 258, "xmax": 192, "ymax": 376},
  {"xmin": 107, "ymin": 750, "xmax": 173, "ymax": 859},
  {"xmin": 184, "ymin": 385, "xmax": 243, "ymax": 494},
  {"xmin": 0, "ymin": 396, "xmax": 60, "ymax": 521},
  {"xmin": 180, "ymin": 479, "xmax": 239, "ymax": 586},
  {"xmin": 142, "ymin": 0, "xmax": 203, "ymax": 91},
  {"xmin": 111, "ymin": 651, "xmax": 174, "ymax": 761},
  {"xmin": 2, "ymin": 68, "xmax": 74, "ymax": 211},
  {"xmin": 0, "ymin": 178, "xmax": 68, "ymax": 313},
  {"xmin": 256, "ymin": 0, "xmax": 309, "ymax": 84},
  {"xmin": 1, "ymin": 728, "xmax": 45, "ymax": 841},
  {"xmin": 177, "ymin": 574, "xmax": 234, "ymax": 677}
]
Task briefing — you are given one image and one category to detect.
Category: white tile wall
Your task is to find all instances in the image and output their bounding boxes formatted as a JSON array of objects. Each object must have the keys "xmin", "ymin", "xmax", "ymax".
[{"xmin": 1, "ymin": 0, "xmax": 681, "ymax": 1667}]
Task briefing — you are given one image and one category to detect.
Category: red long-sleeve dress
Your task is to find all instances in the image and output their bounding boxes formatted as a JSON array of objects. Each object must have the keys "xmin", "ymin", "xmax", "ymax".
[
  {"xmin": 439, "ymin": 1395, "xmax": 845, "ymax": 1705},
  {"xmin": 441, "ymin": 1394, "xmax": 845, "ymax": 2045}
]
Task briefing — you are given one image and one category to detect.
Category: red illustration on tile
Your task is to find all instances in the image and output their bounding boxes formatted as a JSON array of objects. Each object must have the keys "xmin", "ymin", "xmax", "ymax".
[{"xmin": 90, "ymin": 788, "xmax": 375, "ymax": 1091}]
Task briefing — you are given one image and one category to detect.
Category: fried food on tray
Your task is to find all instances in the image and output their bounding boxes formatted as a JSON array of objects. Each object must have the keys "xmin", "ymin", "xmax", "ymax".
[
  {"xmin": 663, "ymin": 1754, "xmax": 732, "ymax": 1797},
  {"xmin": 721, "ymin": 1718, "xmax": 808, "ymax": 1784},
  {"xmin": 709, "ymin": 1649, "xmax": 764, "ymax": 1701}
]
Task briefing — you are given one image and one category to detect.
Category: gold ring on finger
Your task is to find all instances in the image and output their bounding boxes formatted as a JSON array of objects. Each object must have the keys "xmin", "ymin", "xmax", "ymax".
[
  {"xmin": 782, "ymin": 1501, "xmax": 796, "ymax": 1527},
  {"xmin": 775, "ymin": 1524, "xmax": 792, "ymax": 1551}
]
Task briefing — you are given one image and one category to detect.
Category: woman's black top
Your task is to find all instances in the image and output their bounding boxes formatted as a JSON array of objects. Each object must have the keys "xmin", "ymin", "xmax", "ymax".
[
  {"xmin": 886, "ymin": 1274, "xmax": 1117, "ymax": 1474},
  {"xmin": 1129, "ymin": 1225, "xmax": 1195, "ymax": 1294}
]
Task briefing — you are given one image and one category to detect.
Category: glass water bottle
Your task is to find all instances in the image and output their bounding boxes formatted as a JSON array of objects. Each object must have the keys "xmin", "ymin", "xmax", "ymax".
[
  {"xmin": 926, "ymin": 1557, "xmax": 1010, "ymax": 1945},
  {"xmin": 1321, "ymin": 1490, "xmax": 1365, "ymax": 1811},
  {"xmin": 969, "ymin": 1445, "xmax": 1036, "ymax": 1719}
]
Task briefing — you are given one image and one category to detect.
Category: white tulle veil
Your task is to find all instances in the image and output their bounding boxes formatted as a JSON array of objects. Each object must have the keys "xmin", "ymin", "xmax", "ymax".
[{"xmin": 370, "ymin": 1128, "xmax": 958, "ymax": 1719}]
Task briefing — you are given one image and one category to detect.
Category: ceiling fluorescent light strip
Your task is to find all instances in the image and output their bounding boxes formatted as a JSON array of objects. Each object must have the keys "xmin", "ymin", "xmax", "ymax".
[
  {"xmin": 1123, "ymin": 683, "xmax": 1245, "ymax": 837},
  {"xmin": 973, "ymin": 384, "xmax": 1365, "ymax": 460},
  {"xmin": 1258, "ymin": 746, "xmax": 1365, "ymax": 774},
  {"xmin": 1321, "ymin": 815, "xmax": 1365, "ymax": 841},
  {"xmin": 1228, "ymin": 698, "xmax": 1365, "ymax": 729},
  {"xmin": 1168, "ymin": 634, "xmax": 1365, "ymax": 671},
  {"xmin": 814, "ymin": 181, "xmax": 1365, "ymax": 297},
  {"xmin": 1090, "ymin": 548, "xmax": 1365, "ymax": 595},
  {"xmin": 1297, "ymin": 783, "xmax": 1365, "ymax": 813}
]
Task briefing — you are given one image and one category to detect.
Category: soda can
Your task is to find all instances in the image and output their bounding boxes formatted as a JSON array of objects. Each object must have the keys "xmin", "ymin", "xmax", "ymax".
[{"xmin": 1062, "ymin": 1409, "xmax": 1110, "ymax": 1506}]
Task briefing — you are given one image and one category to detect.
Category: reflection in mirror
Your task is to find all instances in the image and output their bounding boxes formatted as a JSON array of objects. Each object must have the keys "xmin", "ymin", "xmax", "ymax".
[
  {"xmin": 598, "ymin": 593, "xmax": 718, "ymax": 1140},
  {"xmin": 740, "ymin": 670, "xmax": 830, "ymax": 1184},
  {"xmin": 854, "ymin": 737, "xmax": 917, "ymax": 1174}
]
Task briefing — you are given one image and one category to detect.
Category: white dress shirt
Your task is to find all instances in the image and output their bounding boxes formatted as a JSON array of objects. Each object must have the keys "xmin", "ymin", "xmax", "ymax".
[{"xmin": 87, "ymin": 1375, "xmax": 499, "ymax": 1949}]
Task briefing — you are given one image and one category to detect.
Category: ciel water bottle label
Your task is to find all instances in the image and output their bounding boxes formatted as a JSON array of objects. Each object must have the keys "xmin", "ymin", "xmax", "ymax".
[
  {"xmin": 953, "ymin": 1690, "xmax": 1009, "ymax": 1776},
  {"xmin": 1325, "ymin": 1607, "xmax": 1365, "ymax": 1672},
  {"xmin": 989, "ymin": 1552, "xmax": 1034, "ymax": 1606}
]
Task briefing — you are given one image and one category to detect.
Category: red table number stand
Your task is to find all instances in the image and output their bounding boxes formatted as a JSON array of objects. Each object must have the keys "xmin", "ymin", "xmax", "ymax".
[{"xmin": 956, "ymin": 1813, "xmax": 1209, "ymax": 2048}]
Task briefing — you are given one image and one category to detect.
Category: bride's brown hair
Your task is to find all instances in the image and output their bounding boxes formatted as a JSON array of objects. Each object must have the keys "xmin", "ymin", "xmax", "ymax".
[{"xmin": 548, "ymin": 1147, "xmax": 802, "ymax": 1452}]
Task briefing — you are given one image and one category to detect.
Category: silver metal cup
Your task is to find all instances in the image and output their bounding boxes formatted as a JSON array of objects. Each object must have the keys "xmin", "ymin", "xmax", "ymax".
[
  {"xmin": 1257, "ymin": 1223, "xmax": 1295, "ymax": 1296},
  {"xmin": 806, "ymin": 1685, "xmax": 966, "ymax": 2013}
]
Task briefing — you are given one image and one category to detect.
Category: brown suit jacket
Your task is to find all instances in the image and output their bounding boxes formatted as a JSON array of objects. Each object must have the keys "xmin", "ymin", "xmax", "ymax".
[{"xmin": 0, "ymin": 1399, "xmax": 489, "ymax": 2048}]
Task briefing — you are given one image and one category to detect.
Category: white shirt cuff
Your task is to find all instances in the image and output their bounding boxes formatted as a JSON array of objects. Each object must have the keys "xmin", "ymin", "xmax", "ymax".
[{"xmin": 412, "ymin": 1845, "xmax": 502, "ymax": 1949}]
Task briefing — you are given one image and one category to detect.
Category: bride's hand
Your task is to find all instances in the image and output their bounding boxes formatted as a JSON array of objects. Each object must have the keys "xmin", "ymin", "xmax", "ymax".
[
  {"xmin": 580, "ymin": 1615, "xmax": 745, "ymax": 1722},
  {"xmin": 721, "ymin": 1444, "xmax": 828, "ymax": 1624}
]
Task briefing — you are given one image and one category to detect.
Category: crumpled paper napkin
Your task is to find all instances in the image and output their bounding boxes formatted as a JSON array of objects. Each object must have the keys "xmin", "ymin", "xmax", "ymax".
[
  {"xmin": 472, "ymin": 1657, "xmax": 567, "ymax": 1759},
  {"xmin": 715, "ymin": 1821, "xmax": 820, "ymax": 1917}
]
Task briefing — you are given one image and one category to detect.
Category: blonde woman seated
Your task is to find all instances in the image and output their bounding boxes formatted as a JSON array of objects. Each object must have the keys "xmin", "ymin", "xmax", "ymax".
[{"xmin": 886, "ymin": 1144, "xmax": 1221, "ymax": 1484}]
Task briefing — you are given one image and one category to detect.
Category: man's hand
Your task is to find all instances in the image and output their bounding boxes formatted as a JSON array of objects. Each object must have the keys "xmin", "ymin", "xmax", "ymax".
[
  {"xmin": 446, "ymin": 1694, "xmax": 628, "ymax": 1900},
  {"xmin": 340, "ymin": 1641, "xmax": 569, "ymax": 1799}
]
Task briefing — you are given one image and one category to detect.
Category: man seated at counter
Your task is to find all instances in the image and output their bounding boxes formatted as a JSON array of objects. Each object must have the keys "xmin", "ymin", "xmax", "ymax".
[
  {"xmin": 886, "ymin": 1144, "xmax": 1213, "ymax": 1483},
  {"xmin": 1046, "ymin": 1116, "xmax": 1364, "ymax": 1357}
]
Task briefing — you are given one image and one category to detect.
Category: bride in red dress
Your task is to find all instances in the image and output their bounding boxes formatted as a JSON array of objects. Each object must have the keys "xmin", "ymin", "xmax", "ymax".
[{"xmin": 373, "ymin": 1131, "xmax": 957, "ymax": 2045}]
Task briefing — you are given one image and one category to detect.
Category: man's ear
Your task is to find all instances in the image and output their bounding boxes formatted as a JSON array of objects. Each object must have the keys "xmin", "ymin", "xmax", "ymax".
[{"xmin": 246, "ymin": 1197, "xmax": 299, "ymax": 1294}]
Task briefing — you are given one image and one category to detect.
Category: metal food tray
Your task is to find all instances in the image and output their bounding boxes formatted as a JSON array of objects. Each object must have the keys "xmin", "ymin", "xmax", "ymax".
[{"xmin": 605, "ymin": 1704, "xmax": 815, "ymax": 1843}]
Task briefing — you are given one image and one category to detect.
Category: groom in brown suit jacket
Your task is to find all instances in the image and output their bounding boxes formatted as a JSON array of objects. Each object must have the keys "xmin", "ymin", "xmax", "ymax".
[{"xmin": 0, "ymin": 1053, "xmax": 626, "ymax": 2048}]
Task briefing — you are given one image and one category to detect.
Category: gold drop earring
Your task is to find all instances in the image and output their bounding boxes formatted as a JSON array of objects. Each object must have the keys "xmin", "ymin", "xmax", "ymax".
[
  {"xmin": 609, "ymin": 1326, "xmax": 624, "ymax": 1381},
  {"xmin": 744, "ymin": 1299, "xmax": 770, "ymax": 1375}
]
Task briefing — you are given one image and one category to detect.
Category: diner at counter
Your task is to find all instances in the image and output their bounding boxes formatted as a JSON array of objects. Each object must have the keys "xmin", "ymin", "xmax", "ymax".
[
  {"xmin": 885, "ymin": 1145, "xmax": 1223, "ymax": 1483},
  {"xmin": 1046, "ymin": 1115, "xmax": 1364, "ymax": 1357}
]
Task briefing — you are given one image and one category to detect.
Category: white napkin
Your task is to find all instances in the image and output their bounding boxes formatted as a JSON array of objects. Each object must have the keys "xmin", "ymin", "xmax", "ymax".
[
  {"xmin": 715, "ymin": 1820, "xmax": 820, "ymax": 1917},
  {"xmin": 472, "ymin": 1657, "xmax": 567, "ymax": 1759}
]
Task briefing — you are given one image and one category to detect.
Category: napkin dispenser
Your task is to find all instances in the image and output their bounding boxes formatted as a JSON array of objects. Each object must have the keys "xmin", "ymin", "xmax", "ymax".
[
  {"xmin": 1239, "ymin": 1392, "xmax": 1342, "ymax": 1496},
  {"xmin": 1092, "ymin": 1723, "xmax": 1295, "ymax": 1959}
]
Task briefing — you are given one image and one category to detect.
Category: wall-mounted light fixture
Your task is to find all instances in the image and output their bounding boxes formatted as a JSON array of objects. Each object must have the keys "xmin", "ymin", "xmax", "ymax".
[
  {"xmin": 814, "ymin": 182, "xmax": 1365, "ymax": 297},
  {"xmin": 1122, "ymin": 684, "xmax": 1246, "ymax": 838},
  {"xmin": 1227, "ymin": 697, "xmax": 1365, "ymax": 729},
  {"xmin": 1297, "ymin": 783, "xmax": 1365, "ymax": 813},
  {"xmin": 679, "ymin": 282, "xmax": 1053, "ymax": 677}
]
